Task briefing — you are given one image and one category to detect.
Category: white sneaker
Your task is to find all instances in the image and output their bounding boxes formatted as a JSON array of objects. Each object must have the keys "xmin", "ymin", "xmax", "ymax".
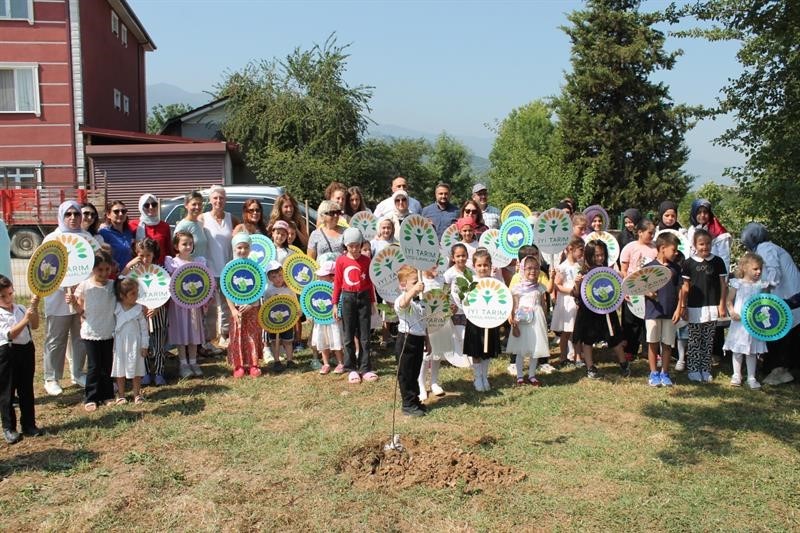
[
  {"xmin": 190, "ymin": 363, "xmax": 203, "ymax": 377},
  {"xmin": 538, "ymin": 363, "xmax": 555, "ymax": 375},
  {"xmin": 730, "ymin": 375, "xmax": 742, "ymax": 387},
  {"xmin": 687, "ymin": 371, "xmax": 702, "ymax": 382},
  {"xmin": 262, "ymin": 346, "xmax": 273, "ymax": 363},
  {"xmin": 431, "ymin": 383, "xmax": 445, "ymax": 396},
  {"xmin": 746, "ymin": 377, "xmax": 762, "ymax": 390},
  {"xmin": 217, "ymin": 336, "xmax": 229, "ymax": 349},
  {"xmin": 675, "ymin": 360, "xmax": 686, "ymax": 372},
  {"xmin": 506, "ymin": 363, "xmax": 517, "ymax": 376},
  {"xmin": 44, "ymin": 380, "xmax": 63, "ymax": 396},
  {"xmin": 418, "ymin": 388, "xmax": 428, "ymax": 402},
  {"xmin": 776, "ymin": 368, "xmax": 794, "ymax": 384},
  {"xmin": 179, "ymin": 363, "xmax": 193, "ymax": 379}
]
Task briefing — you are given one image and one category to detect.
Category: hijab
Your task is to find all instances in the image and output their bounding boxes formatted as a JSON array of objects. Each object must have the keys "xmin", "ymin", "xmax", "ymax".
[
  {"xmin": 136, "ymin": 193, "xmax": 161, "ymax": 241},
  {"xmin": 656, "ymin": 200, "xmax": 681, "ymax": 231},
  {"xmin": 740, "ymin": 222, "xmax": 769, "ymax": 252},
  {"xmin": 619, "ymin": 208, "xmax": 642, "ymax": 249},
  {"xmin": 57, "ymin": 200, "xmax": 82, "ymax": 233},
  {"xmin": 690, "ymin": 199, "xmax": 728, "ymax": 239}
]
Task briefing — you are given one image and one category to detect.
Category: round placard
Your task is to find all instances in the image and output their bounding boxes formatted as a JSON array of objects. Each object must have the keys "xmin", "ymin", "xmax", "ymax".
[
  {"xmin": 583, "ymin": 205, "xmax": 610, "ymax": 232},
  {"xmin": 584, "ymin": 231, "xmax": 620, "ymax": 266},
  {"xmin": 499, "ymin": 216, "xmax": 533, "ymax": 258},
  {"xmin": 742, "ymin": 293, "xmax": 793, "ymax": 342},
  {"xmin": 282, "ymin": 253, "xmax": 318, "ymax": 295},
  {"xmin": 369, "ymin": 244, "xmax": 406, "ymax": 302},
  {"xmin": 463, "ymin": 278, "xmax": 513, "ymax": 328},
  {"xmin": 622, "ymin": 264, "xmax": 672, "ymax": 296},
  {"xmin": 27, "ymin": 241, "xmax": 68, "ymax": 297},
  {"xmin": 44, "ymin": 232, "xmax": 93, "ymax": 287},
  {"xmin": 627, "ymin": 294, "xmax": 646, "ymax": 319},
  {"xmin": 439, "ymin": 224, "xmax": 461, "ymax": 258},
  {"xmin": 501, "ymin": 203, "xmax": 532, "ymax": 223},
  {"xmin": 580, "ymin": 267, "xmax": 624, "ymax": 314},
  {"xmin": 128, "ymin": 264, "xmax": 171, "ymax": 308},
  {"xmin": 299, "ymin": 280, "xmax": 335, "ymax": 325},
  {"xmin": 220, "ymin": 258, "xmax": 266, "ymax": 305},
  {"xmin": 479, "ymin": 228, "xmax": 514, "ymax": 268},
  {"xmin": 289, "ymin": 245, "xmax": 304, "ymax": 256},
  {"xmin": 258, "ymin": 294, "xmax": 300, "ymax": 334},
  {"xmin": 399, "ymin": 214, "xmax": 440, "ymax": 271},
  {"xmin": 533, "ymin": 208, "xmax": 573, "ymax": 254},
  {"xmin": 349, "ymin": 211, "xmax": 378, "ymax": 241},
  {"xmin": 248, "ymin": 234, "xmax": 277, "ymax": 270},
  {"xmin": 655, "ymin": 228, "xmax": 689, "ymax": 258},
  {"xmin": 169, "ymin": 262, "xmax": 216, "ymax": 309}
]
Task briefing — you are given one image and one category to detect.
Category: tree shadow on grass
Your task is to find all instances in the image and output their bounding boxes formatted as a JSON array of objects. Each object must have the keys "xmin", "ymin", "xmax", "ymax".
[
  {"xmin": 642, "ymin": 383, "xmax": 800, "ymax": 465},
  {"xmin": 0, "ymin": 448, "xmax": 98, "ymax": 477}
]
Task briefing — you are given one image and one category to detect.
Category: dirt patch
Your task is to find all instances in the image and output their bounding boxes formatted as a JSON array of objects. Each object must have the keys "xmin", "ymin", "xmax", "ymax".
[{"xmin": 339, "ymin": 436, "xmax": 526, "ymax": 492}]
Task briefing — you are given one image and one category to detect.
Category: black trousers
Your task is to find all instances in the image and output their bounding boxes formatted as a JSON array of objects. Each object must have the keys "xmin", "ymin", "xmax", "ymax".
[
  {"xmin": 0, "ymin": 342, "xmax": 36, "ymax": 432},
  {"xmin": 766, "ymin": 325, "xmax": 800, "ymax": 372},
  {"xmin": 396, "ymin": 332, "xmax": 424, "ymax": 408},
  {"xmin": 84, "ymin": 339, "xmax": 114, "ymax": 404},
  {"xmin": 621, "ymin": 304, "xmax": 644, "ymax": 356},
  {"xmin": 341, "ymin": 290, "xmax": 372, "ymax": 373}
]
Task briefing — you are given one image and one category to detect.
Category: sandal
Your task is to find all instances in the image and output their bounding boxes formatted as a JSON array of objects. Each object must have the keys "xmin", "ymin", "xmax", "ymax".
[
  {"xmin": 333, "ymin": 364, "xmax": 345, "ymax": 374},
  {"xmin": 348, "ymin": 371, "xmax": 362, "ymax": 384},
  {"xmin": 84, "ymin": 402, "xmax": 97, "ymax": 412},
  {"xmin": 115, "ymin": 397, "xmax": 127, "ymax": 405},
  {"xmin": 528, "ymin": 376, "xmax": 541, "ymax": 387},
  {"xmin": 362, "ymin": 371, "xmax": 379, "ymax": 382},
  {"xmin": 516, "ymin": 377, "xmax": 525, "ymax": 385},
  {"xmin": 134, "ymin": 395, "xmax": 144, "ymax": 404},
  {"xmin": 319, "ymin": 364, "xmax": 331, "ymax": 375}
]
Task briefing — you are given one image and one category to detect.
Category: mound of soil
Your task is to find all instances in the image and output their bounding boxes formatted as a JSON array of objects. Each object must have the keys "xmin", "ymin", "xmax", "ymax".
[{"xmin": 339, "ymin": 436, "xmax": 526, "ymax": 491}]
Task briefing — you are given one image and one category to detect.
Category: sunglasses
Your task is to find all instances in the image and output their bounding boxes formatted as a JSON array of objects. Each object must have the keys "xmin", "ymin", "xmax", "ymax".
[
  {"xmin": 324, "ymin": 211, "xmax": 342, "ymax": 216},
  {"xmin": 246, "ymin": 208, "xmax": 262, "ymax": 213},
  {"xmin": 81, "ymin": 211, "xmax": 96, "ymax": 218},
  {"xmin": 464, "ymin": 209, "xmax": 477, "ymax": 214},
  {"xmin": 64, "ymin": 211, "xmax": 81, "ymax": 218},
  {"xmin": 395, "ymin": 198, "xmax": 408, "ymax": 202},
  {"xmin": 143, "ymin": 202, "xmax": 158, "ymax": 209},
  {"xmin": 112, "ymin": 209, "xmax": 128, "ymax": 215}
]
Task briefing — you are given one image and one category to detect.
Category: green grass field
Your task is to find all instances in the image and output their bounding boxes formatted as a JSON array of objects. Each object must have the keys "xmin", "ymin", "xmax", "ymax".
[{"xmin": 1, "ymin": 330, "xmax": 798, "ymax": 532}]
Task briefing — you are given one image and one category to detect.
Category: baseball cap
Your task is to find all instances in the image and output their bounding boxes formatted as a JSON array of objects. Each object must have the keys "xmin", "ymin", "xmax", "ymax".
[{"xmin": 472, "ymin": 183, "xmax": 488, "ymax": 194}]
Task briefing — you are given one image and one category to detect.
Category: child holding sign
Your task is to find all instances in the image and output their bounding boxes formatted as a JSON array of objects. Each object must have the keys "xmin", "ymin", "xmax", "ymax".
[
  {"xmin": 226, "ymin": 233, "xmax": 264, "ymax": 378},
  {"xmin": 312, "ymin": 261, "xmax": 345, "ymax": 375},
  {"xmin": 464, "ymin": 248, "xmax": 501, "ymax": 392},
  {"xmin": 394, "ymin": 265, "xmax": 427, "ymax": 416},
  {"xmin": 507, "ymin": 256, "xmax": 550, "ymax": 386}
]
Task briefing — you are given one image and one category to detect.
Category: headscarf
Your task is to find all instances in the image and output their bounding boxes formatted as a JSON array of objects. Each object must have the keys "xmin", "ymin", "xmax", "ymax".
[
  {"xmin": 57, "ymin": 200, "xmax": 82, "ymax": 233},
  {"xmin": 741, "ymin": 222, "xmax": 769, "ymax": 252},
  {"xmin": 657, "ymin": 200, "xmax": 681, "ymax": 231},
  {"xmin": 515, "ymin": 256, "xmax": 539, "ymax": 293},
  {"xmin": 392, "ymin": 190, "xmax": 410, "ymax": 215},
  {"xmin": 619, "ymin": 208, "xmax": 642, "ymax": 249},
  {"xmin": 136, "ymin": 193, "xmax": 160, "ymax": 241},
  {"xmin": 690, "ymin": 199, "xmax": 728, "ymax": 239}
]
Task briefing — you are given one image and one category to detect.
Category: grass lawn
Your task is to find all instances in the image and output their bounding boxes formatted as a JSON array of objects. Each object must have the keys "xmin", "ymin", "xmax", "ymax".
[{"xmin": 1, "ymin": 324, "xmax": 799, "ymax": 532}]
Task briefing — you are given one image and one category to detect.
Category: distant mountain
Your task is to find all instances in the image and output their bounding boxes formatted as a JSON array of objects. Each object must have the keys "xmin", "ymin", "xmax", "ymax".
[{"xmin": 147, "ymin": 83, "xmax": 214, "ymax": 110}]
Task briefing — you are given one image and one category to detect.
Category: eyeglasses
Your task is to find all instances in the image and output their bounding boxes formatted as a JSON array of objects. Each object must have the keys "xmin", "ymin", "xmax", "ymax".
[
  {"xmin": 143, "ymin": 202, "xmax": 157, "ymax": 209},
  {"xmin": 246, "ymin": 208, "xmax": 262, "ymax": 213},
  {"xmin": 64, "ymin": 211, "xmax": 81, "ymax": 218},
  {"xmin": 112, "ymin": 209, "xmax": 128, "ymax": 215},
  {"xmin": 464, "ymin": 209, "xmax": 477, "ymax": 214},
  {"xmin": 81, "ymin": 211, "xmax": 96, "ymax": 218}
]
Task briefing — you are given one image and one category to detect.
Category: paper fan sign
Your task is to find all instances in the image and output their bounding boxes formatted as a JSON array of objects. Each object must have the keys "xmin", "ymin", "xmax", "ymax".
[
  {"xmin": 580, "ymin": 267, "xmax": 624, "ymax": 314},
  {"xmin": 128, "ymin": 264, "xmax": 171, "ymax": 308},
  {"xmin": 399, "ymin": 214, "xmax": 440, "ymax": 271},
  {"xmin": 463, "ymin": 278, "xmax": 513, "ymax": 328},
  {"xmin": 742, "ymin": 293, "xmax": 793, "ymax": 342},
  {"xmin": 435, "ymin": 253, "xmax": 449, "ymax": 276},
  {"xmin": 349, "ymin": 211, "xmax": 378, "ymax": 241},
  {"xmin": 43, "ymin": 232, "xmax": 93, "ymax": 287},
  {"xmin": 583, "ymin": 205, "xmax": 610, "ymax": 232},
  {"xmin": 258, "ymin": 294, "xmax": 300, "ymax": 334},
  {"xmin": 248, "ymin": 234, "xmax": 277, "ymax": 271},
  {"xmin": 584, "ymin": 231, "xmax": 620, "ymax": 266},
  {"xmin": 627, "ymin": 295, "xmax": 646, "ymax": 319},
  {"xmin": 499, "ymin": 216, "xmax": 533, "ymax": 258},
  {"xmin": 422, "ymin": 289, "xmax": 452, "ymax": 330},
  {"xmin": 369, "ymin": 245, "xmax": 407, "ymax": 302},
  {"xmin": 533, "ymin": 208, "xmax": 573, "ymax": 254},
  {"xmin": 282, "ymin": 253, "xmax": 318, "ymax": 295},
  {"xmin": 299, "ymin": 281, "xmax": 335, "ymax": 325},
  {"xmin": 655, "ymin": 228, "xmax": 689, "ymax": 258},
  {"xmin": 169, "ymin": 262, "xmax": 216, "ymax": 309},
  {"xmin": 479, "ymin": 229, "xmax": 513, "ymax": 268},
  {"xmin": 439, "ymin": 224, "xmax": 461, "ymax": 258},
  {"xmin": 27, "ymin": 241, "xmax": 68, "ymax": 297},
  {"xmin": 622, "ymin": 264, "xmax": 671, "ymax": 296},
  {"xmin": 501, "ymin": 203, "xmax": 532, "ymax": 223},
  {"xmin": 220, "ymin": 258, "xmax": 266, "ymax": 305}
]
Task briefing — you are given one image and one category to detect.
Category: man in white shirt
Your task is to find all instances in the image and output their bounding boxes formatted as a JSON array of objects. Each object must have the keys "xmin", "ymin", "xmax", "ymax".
[
  {"xmin": 373, "ymin": 176, "xmax": 422, "ymax": 218},
  {"xmin": 472, "ymin": 183, "xmax": 500, "ymax": 229}
]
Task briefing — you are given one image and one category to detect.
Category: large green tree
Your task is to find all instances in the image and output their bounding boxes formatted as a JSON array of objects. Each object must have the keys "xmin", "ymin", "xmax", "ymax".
[
  {"xmin": 554, "ymin": 0, "xmax": 695, "ymax": 218},
  {"xmin": 425, "ymin": 133, "xmax": 474, "ymax": 205},
  {"xmin": 488, "ymin": 100, "xmax": 576, "ymax": 210},
  {"xmin": 673, "ymin": 0, "xmax": 800, "ymax": 258}
]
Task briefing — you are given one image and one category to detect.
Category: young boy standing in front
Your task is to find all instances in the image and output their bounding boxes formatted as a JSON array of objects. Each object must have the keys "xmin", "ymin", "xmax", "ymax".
[
  {"xmin": 394, "ymin": 265, "xmax": 427, "ymax": 417},
  {"xmin": 643, "ymin": 233, "xmax": 683, "ymax": 387}
]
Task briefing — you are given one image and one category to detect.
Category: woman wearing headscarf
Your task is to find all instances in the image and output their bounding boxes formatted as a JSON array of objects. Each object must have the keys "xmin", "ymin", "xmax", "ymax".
[
  {"xmin": 656, "ymin": 200, "xmax": 682, "ymax": 232},
  {"xmin": 617, "ymin": 208, "xmax": 642, "ymax": 251},
  {"xmin": 741, "ymin": 223, "xmax": 800, "ymax": 385},
  {"xmin": 41, "ymin": 201, "xmax": 92, "ymax": 395},
  {"xmin": 129, "ymin": 194, "xmax": 171, "ymax": 265},
  {"xmin": 687, "ymin": 199, "xmax": 731, "ymax": 271},
  {"xmin": 388, "ymin": 190, "xmax": 412, "ymax": 241}
]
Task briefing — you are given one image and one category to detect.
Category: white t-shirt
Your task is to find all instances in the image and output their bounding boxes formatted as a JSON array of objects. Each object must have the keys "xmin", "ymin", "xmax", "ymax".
[
  {"xmin": 74, "ymin": 279, "xmax": 116, "ymax": 340},
  {"xmin": 373, "ymin": 195, "xmax": 422, "ymax": 219},
  {"xmin": 0, "ymin": 304, "xmax": 31, "ymax": 346}
]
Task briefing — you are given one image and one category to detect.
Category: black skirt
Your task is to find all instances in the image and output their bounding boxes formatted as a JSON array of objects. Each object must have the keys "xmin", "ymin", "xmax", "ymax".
[
  {"xmin": 463, "ymin": 322, "xmax": 500, "ymax": 360},
  {"xmin": 572, "ymin": 305, "xmax": 623, "ymax": 347}
]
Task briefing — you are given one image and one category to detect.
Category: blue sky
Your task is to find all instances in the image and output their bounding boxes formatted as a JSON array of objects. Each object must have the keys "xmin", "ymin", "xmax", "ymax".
[{"xmin": 130, "ymin": 0, "xmax": 744, "ymax": 184}]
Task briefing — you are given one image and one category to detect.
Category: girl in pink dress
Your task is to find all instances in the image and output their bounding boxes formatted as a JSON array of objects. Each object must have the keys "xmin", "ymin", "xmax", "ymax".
[{"xmin": 226, "ymin": 233, "xmax": 263, "ymax": 378}]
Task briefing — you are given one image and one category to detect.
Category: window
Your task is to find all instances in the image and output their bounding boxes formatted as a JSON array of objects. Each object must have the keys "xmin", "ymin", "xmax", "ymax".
[
  {"xmin": 113, "ymin": 88, "xmax": 121, "ymax": 110},
  {"xmin": 0, "ymin": 0, "xmax": 32, "ymax": 22},
  {"xmin": 0, "ymin": 64, "xmax": 39, "ymax": 115},
  {"xmin": 123, "ymin": 95, "xmax": 129, "ymax": 115},
  {"xmin": 0, "ymin": 163, "xmax": 41, "ymax": 189},
  {"xmin": 111, "ymin": 11, "xmax": 119, "ymax": 36},
  {"xmin": 121, "ymin": 24, "xmax": 128, "ymax": 46}
]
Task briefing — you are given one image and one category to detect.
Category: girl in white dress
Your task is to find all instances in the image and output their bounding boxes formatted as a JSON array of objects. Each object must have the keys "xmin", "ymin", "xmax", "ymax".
[
  {"xmin": 551, "ymin": 237, "xmax": 584, "ymax": 366},
  {"xmin": 311, "ymin": 261, "xmax": 345, "ymax": 375},
  {"xmin": 507, "ymin": 256, "xmax": 550, "ymax": 386},
  {"xmin": 724, "ymin": 253, "xmax": 770, "ymax": 389},
  {"xmin": 111, "ymin": 278, "xmax": 149, "ymax": 403}
]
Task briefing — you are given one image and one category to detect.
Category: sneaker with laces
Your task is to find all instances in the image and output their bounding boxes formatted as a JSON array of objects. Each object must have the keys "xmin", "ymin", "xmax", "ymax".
[
  {"xmin": 538, "ymin": 363, "xmax": 555, "ymax": 375},
  {"xmin": 746, "ymin": 377, "xmax": 761, "ymax": 390},
  {"xmin": 674, "ymin": 360, "xmax": 686, "ymax": 372},
  {"xmin": 660, "ymin": 372, "xmax": 674, "ymax": 387},
  {"xmin": 648, "ymin": 371, "xmax": 661, "ymax": 387},
  {"xmin": 44, "ymin": 380, "xmax": 63, "ymax": 396},
  {"xmin": 431, "ymin": 383, "xmax": 445, "ymax": 396},
  {"xmin": 730, "ymin": 375, "xmax": 742, "ymax": 387},
  {"xmin": 586, "ymin": 366, "xmax": 601, "ymax": 379}
]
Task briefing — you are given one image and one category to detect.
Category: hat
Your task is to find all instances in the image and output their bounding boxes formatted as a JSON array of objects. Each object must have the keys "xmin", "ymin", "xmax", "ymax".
[
  {"xmin": 343, "ymin": 227, "xmax": 363, "ymax": 245},
  {"xmin": 315, "ymin": 260, "xmax": 335, "ymax": 277},
  {"xmin": 265, "ymin": 260, "xmax": 282, "ymax": 274},
  {"xmin": 456, "ymin": 217, "xmax": 475, "ymax": 230},
  {"xmin": 272, "ymin": 220, "xmax": 289, "ymax": 232},
  {"xmin": 317, "ymin": 200, "xmax": 340, "ymax": 215},
  {"xmin": 472, "ymin": 183, "xmax": 488, "ymax": 194},
  {"xmin": 231, "ymin": 232, "xmax": 251, "ymax": 248}
]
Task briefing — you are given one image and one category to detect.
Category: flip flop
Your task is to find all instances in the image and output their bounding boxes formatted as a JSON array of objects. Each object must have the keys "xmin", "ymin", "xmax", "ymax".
[
  {"xmin": 134, "ymin": 395, "xmax": 145, "ymax": 404},
  {"xmin": 362, "ymin": 371, "xmax": 379, "ymax": 382},
  {"xmin": 115, "ymin": 397, "xmax": 127, "ymax": 405},
  {"xmin": 84, "ymin": 402, "xmax": 97, "ymax": 412},
  {"xmin": 348, "ymin": 371, "xmax": 361, "ymax": 384}
]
